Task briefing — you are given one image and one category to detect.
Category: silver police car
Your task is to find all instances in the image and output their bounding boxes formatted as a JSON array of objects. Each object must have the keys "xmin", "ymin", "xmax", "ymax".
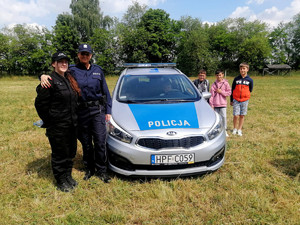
[{"xmin": 107, "ymin": 63, "xmax": 226, "ymax": 177}]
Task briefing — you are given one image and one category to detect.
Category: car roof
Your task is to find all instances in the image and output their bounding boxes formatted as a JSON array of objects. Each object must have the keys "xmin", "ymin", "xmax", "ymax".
[
  {"xmin": 121, "ymin": 63, "xmax": 183, "ymax": 76},
  {"xmin": 122, "ymin": 67, "xmax": 182, "ymax": 76}
]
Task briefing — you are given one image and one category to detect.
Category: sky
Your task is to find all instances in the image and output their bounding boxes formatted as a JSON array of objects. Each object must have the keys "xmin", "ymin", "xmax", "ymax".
[{"xmin": 0, "ymin": 0, "xmax": 299, "ymax": 30}]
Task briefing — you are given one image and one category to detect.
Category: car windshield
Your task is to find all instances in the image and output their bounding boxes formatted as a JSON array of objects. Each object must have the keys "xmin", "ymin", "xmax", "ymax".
[{"xmin": 117, "ymin": 74, "xmax": 200, "ymax": 103}]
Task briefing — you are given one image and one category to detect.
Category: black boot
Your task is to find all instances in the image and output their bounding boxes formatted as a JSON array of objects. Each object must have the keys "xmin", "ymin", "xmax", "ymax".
[
  {"xmin": 56, "ymin": 176, "xmax": 73, "ymax": 192},
  {"xmin": 83, "ymin": 170, "xmax": 94, "ymax": 180},
  {"xmin": 95, "ymin": 171, "xmax": 111, "ymax": 183},
  {"xmin": 66, "ymin": 173, "xmax": 78, "ymax": 188}
]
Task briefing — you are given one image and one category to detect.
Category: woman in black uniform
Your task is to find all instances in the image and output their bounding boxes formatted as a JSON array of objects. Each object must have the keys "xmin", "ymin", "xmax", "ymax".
[{"xmin": 35, "ymin": 52, "xmax": 81, "ymax": 192}]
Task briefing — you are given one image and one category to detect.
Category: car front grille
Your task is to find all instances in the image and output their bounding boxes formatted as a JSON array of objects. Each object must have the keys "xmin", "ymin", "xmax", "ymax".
[
  {"xmin": 108, "ymin": 146, "xmax": 226, "ymax": 173},
  {"xmin": 137, "ymin": 136, "xmax": 205, "ymax": 150}
]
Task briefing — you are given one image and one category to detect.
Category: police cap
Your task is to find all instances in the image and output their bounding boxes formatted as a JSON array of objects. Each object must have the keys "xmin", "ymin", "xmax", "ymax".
[
  {"xmin": 52, "ymin": 52, "xmax": 70, "ymax": 63},
  {"xmin": 78, "ymin": 44, "xmax": 93, "ymax": 54}
]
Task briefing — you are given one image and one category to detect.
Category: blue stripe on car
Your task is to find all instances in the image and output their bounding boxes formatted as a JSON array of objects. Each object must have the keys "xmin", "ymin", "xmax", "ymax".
[{"xmin": 129, "ymin": 103, "xmax": 199, "ymax": 130}]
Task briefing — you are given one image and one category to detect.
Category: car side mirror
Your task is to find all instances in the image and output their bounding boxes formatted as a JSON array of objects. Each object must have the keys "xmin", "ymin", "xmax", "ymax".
[{"xmin": 202, "ymin": 91, "xmax": 211, "ymax": 100}]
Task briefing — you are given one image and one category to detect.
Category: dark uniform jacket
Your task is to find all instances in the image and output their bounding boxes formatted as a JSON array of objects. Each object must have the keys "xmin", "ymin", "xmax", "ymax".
[
  {"xmin": 69, "ymin": 63, "xmax": 112, "ymax": 114},
  {"xmin": 35, "ymin": 71, "xmax": 78, "ymax": 128}
]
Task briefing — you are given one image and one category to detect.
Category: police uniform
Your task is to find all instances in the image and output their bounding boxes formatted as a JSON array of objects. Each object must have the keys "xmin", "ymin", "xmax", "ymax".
[
  {"xmin": 69, "ymin": 62, "xmax": 112, "ymax": 177},
  {"xmin": 35, "ymin": 71, "xmax": 78, "ymax": 189}
]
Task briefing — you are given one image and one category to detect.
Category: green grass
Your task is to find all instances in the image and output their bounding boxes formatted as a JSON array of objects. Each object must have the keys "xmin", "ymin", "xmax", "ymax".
[{"xmin": 0, "ymin": 74, "xmax": 299, "ymax": 224}]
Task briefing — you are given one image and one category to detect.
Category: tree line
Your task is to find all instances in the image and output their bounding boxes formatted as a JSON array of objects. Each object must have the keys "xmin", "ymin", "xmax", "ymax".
[{"xmin": 0, "ymin": 0, "xmax": 299, "ymax": 76}]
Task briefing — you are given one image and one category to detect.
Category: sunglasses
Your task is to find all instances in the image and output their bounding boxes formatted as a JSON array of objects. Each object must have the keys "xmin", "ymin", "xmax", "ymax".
[{"xmin": 80, "ymin": 52, "xmax": 91, "ymax": 56}]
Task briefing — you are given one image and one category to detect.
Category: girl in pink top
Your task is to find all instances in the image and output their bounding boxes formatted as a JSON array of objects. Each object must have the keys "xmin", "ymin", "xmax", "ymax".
[{"xmin": 209, "ymin": 70, "xmax": 231, "ymax": 136}]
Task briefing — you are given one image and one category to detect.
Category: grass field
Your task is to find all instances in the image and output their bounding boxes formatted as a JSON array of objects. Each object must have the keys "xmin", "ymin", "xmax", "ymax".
[{"xmin": 0, "ymin": 73, "xmax": 299, "ymax": 224}]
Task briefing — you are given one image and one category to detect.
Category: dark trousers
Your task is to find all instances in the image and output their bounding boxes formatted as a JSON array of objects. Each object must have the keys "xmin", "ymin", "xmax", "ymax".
[
  {"xmin": 46, "ymin": 125, "xmax": 77, "ymax": 181},
  {"xmin": 77, "ymin": 106, "xmax": 107, "ymax": 173}
]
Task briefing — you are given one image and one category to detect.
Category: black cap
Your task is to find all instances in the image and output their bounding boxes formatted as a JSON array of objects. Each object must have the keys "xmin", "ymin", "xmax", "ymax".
[
  {"xmin": 51, "ymin": 52, "xmax": 70, "ymax": 62},
  {"xmin": 78, "ymin": 44, "xmax": 93, "ymax": 53}
]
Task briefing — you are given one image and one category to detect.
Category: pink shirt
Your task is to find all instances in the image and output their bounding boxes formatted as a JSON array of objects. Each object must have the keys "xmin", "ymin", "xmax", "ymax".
[{"xmin": 209, "ymin": 79, "xmax": 231, "ymax": 108}]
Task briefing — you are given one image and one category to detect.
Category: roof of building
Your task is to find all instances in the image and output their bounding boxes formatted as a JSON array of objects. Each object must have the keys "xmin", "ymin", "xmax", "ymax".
[{"xmin": 265, "ymin": 64, "xmax": 291, "ymax": 69}]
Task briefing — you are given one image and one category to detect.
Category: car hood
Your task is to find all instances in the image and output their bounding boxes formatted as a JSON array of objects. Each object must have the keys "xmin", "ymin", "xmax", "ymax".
[{"xmin": 111, "ymin": 100, "xmax": 216, "ymax": 132}]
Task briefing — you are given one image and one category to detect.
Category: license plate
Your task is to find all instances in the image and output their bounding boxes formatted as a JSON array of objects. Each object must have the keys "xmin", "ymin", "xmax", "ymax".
[{"xmin": 151, "ymin": 153, "xmax": 195, "ymax": 165}]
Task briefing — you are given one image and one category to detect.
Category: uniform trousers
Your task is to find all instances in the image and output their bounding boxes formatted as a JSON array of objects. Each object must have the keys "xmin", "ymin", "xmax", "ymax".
[
  {"xmin": 77, "ymin": 105, "xmax": 107, "ymax": 173},
  {"xmin": 46, "ymin": 124, "xmax": 77, "ymax": 181}
]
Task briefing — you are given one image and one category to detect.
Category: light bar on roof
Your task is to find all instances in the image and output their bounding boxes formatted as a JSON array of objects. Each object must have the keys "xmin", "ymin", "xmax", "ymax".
[{"xmin": 123, "ymin": 63, "xmax": 176, "ymax": 68}]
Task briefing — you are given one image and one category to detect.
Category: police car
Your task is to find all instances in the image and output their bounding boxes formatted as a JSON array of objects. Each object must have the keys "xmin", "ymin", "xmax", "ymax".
[{"xmin": 107, "ymin": 63, "xmax": 226, "ymax": 177}]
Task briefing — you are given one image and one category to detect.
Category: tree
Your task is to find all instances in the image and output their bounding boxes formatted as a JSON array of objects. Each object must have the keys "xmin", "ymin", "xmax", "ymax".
[
  {"xmin": 3, "ymin": 24, "xmax": 53, "ymax": 75},
  {"xmin": 0, "ymin": 33, "xmax": 10, "ymax": 74},
  {"xmin": 268, "ymin": 22, "xmax": 290, "ymax": 64},
  {"xmin": 122, "ymin": 1, "xmax": 148, "ymax": 28},
  {"xmin": 52, "ymin": 13, "xmax": 80, "ymax": 62},
  {"xmin": 289, "ymin": 13, "xmax": 300, "ymax": 69},
  {"xmin": 120, "ymin": 26, "xmax": 150, "ymax": 63},
  {"xmin": 176, "ymin": 17, "xmax": 217, "ymax": 76},
  {"xmin": 207, "ymin": 21, "xmax": 239, "ymax": 70},
  {"xmin": 227, "ymin": 18, "xmax": 271, "ymax": 69},
  {"xmin": 101, "ymin": 15, "xmax": 118, "ymax": 30},
  {"xmin": 117, "ymin": 2, "xmax": 148, "ymax": 63},
  {"xmin": 207, "ymin": 18, "xmax": 272, "ymax": 71},
  {"xmin": 120, "ymin": 7, "xmax": 181, "ymax": 63},
  {"xmin": 238, "ymin": 33, "xmax": 272, "ymax": 70},
  {"xmin": 70, "ymin": 0, "xmax": 102, "ymax": 42},
  {"xmin": 91, "ymin": 28, "xmax": 118, "ymax": 74},
  {"xmin": 233, "ymin": 19, "xmax": 271, "ymax": 70},
  {"xmin": 28, "ymin": 27, "xmax": 54, "ymax": 74},
  {"xmin": 138, "ymin": 9, "xmax": 178, "ymax": 62}
]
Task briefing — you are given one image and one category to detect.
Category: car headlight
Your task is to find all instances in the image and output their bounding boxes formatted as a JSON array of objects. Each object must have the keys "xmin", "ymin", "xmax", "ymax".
[
  {"xmin": 107, "ymin": 117, "xmax": 133, "ymax": 144},
  {"xmin": 207, "ymin": 113, "xmax": 224, "ymax": 140}
]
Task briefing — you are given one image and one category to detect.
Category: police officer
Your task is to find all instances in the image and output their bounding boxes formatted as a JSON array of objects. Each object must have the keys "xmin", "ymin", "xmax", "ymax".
[
  {"xmin": 35, "ymin": 52, "xmax": 80, "ymax": 192},
  {"xmin": 40, "ymin": 44, "xmax": 112, "ymax": 183},
  {"xmin": 72, "ymin": 44, "xmax": 112, "ymax": 182}
]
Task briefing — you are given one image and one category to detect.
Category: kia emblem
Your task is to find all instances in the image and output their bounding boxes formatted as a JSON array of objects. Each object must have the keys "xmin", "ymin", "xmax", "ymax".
[{"xmin": 166, "ymin": 131, "xmax": 177, "ymax": 136}]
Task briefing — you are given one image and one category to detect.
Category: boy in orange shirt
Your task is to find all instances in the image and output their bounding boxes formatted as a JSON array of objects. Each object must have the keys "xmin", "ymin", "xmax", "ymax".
[{"xmin": 230, "ymin": 62, "xmax": 253, "ymax": 136}]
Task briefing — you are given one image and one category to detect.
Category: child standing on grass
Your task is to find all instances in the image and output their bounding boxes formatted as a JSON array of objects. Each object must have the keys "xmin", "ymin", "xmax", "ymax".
[
  {"xmin": 230, "ymin": 62, "xmax": 253, "ymax": 136},
  {"xmin": 209, "ymin": 70, "xmax": 231, "ymax": 137}
]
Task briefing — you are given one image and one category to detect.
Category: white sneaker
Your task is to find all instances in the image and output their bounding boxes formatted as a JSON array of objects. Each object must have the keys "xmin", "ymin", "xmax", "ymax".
[
  {"xmin": 237, "ymin": 130, "xmax": 242, "ymax": 136},
  {"xmin": 226, "ymin": 131, "xmax": 229, "ymax": 137},
  {"xmin": 232, "ymin": 129, "xmax": 237, "ymax": 135}
]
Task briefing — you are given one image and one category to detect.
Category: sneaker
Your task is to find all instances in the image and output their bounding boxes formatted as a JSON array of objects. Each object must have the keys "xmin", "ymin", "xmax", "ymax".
[
  {"xmin": 237, "ymin": 129, "xmax": 242, "ymax": 136},
  {"xmin": 232, "ymin": 128, "xmax": 237, "ymax": 135},
  {"xmin": 95, "ymin": 172, "xmax": 111, "ymax": 183},
  {"xmin": 226, "ymin": 131, "xmax": 229, "ymax": 137}
]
